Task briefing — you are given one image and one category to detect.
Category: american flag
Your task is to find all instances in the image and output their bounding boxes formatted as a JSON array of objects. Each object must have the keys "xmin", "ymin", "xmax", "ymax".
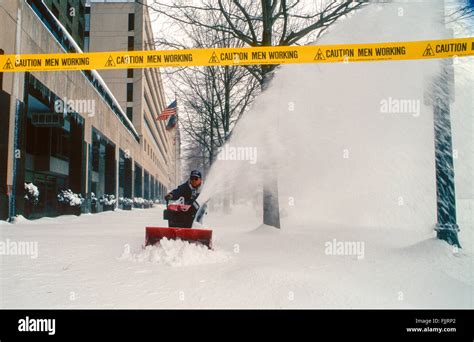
[
  {"xmin": 166, "ymin": 113, "xmax": 178, "ymax": 131},
  {"xmin": 156, "ymin": 100, "xmax": 177, "ymax": 121}
]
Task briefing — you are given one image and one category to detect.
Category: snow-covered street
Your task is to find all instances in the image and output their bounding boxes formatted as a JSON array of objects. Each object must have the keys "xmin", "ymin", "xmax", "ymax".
[
  {"xmin": 1, "ymin": 206, "xmax": 472, "ymax": 309},
  {"xmin": 1, "ymin": 5, "xmax": 474, "ymax": 342}
]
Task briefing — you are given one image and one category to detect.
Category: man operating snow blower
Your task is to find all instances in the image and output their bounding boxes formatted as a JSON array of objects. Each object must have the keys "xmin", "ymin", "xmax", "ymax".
[
  {"xmin": 164, "ymin": 170, "xmax": 203, "ymax": 228},
  {"xmin": 145, "ymin": 170, "xmax": 211, "ymax": 248}
]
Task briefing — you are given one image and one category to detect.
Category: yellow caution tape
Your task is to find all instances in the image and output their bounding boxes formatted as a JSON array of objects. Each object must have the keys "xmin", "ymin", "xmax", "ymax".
[{"xmin": 1, "ymin": 38, "xmax": 473, "ymax": 72}]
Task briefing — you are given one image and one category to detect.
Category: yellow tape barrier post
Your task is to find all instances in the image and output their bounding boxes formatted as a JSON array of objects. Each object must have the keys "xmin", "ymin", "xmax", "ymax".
[{"xmin": 1, "ymin": 38, "xmax": 473, "ymax": 72}]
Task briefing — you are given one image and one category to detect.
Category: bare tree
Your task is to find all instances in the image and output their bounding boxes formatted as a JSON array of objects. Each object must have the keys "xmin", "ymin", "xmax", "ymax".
[
  {"xmin": 448, "ymin": 2, "xmax": 474, "ymax": 21},
  {"xmin": 144, "ymin": 1, "xmax": 363, "ymax": 85},
  {"xmin": 176, "ymin": 64, "xmax": 258, "ymax": 163},
  {"xmin": 446, "ymin": 1, "xmax": 474, "ymax": 26},
  {"xmin": 154, "ymin": 7, "xmax": 260, "ymax": 172}
]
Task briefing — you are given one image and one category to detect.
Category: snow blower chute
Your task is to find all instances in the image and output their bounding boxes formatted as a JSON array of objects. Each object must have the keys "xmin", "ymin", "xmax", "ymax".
[{"xmin": 145, "ymin": 200, "xmax": 212, "ymax": 248}]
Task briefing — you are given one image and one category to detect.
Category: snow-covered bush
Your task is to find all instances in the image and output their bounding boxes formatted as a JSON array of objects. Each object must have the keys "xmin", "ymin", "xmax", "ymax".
[
  {"xmin": 57, "ymin": 189, "xmax": 84, "ymax": 207},
  {"xmin": 24, "ymin": 182, "xmax": 39, "ymax": 205},
  {"xmin": 133, "ymin": 197, "xmax": 145, "ymax": 208},
  {"xmin": 99, "ymin": 194, "xmax": 116, "ymax": 206},
  {"xmin": 132, "ymin": 198, "xmax": 154, "ymax": 208},
  {"xmin": 91, "ymin": 192, "xmax": 97, "ymax": 205},
  {"xmin": 119, "ymin": 197, "xmax": 133, "ymax": 206}
]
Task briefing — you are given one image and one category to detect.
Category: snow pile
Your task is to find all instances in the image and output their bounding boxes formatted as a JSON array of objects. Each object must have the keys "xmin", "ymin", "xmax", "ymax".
[
  {"xmin": 57, "ymin": 189, "xmax": 84, "ymax": 207},
  {"xmin": 10, "ymin": 215, "xmax": 35, "ymax": 225},
  {"xmin": 120, "ymin": 238, "xmax": 231, "ymax": 267}
]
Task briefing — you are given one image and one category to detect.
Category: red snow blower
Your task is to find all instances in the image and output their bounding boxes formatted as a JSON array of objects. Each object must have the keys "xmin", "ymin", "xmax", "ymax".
[{"xmin": 145, "ymin": 200, "xmax": 212, "ymax": 249}]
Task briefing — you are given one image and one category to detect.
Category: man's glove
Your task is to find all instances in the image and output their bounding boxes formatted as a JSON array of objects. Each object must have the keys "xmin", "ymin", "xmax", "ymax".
[{"xmin": 164, "ymin": 193, "xmax": 173, "ymax": 201}]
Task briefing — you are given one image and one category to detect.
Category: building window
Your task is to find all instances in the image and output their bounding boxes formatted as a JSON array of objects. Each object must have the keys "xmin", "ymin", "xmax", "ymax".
[
  {"xmin": 127, "ymin": 83, "xmax": 133, "ymax": 102},
  {"xmin": 134, "ymin": 164, "xmax": 142, "ymax": 198},
  {"xmin": 84, "ymin": 37, "xmax": 90, "ymax": 52},
  {"xmin": 127, "ymin": 69, "xmax": 134, "ymax": 78},
  {"xmin": 78, "ymin": 23, "xmax": 84, "ymax": 40},
  {"xmin": 51, "ymin": 127, "xmax": 70, "ymax": 161},
  {"xmin": 126, "ymin": 107, "xmax": 133, "ymax": 121},
  {"xmin": 128, "ymin": 36, "xmax": 134, "ymax": 51},
  {"xmin": 128, "ymin": 13, "xmax": 135, "ymax": 31},
  {"xmin": 85, "ymin": 7, "xmax": 90, "ymax": 32}
]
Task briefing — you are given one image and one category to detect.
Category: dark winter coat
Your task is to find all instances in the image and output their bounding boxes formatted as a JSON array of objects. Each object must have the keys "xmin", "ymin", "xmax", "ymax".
[{"xmin": 169, "ymin": 181, "xmax": 201, "ymax": 205}]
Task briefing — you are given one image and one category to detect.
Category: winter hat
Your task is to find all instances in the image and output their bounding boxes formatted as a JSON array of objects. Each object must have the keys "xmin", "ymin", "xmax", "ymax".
[{"xmin": 190, "ymin": 170, "xmax": 202, "ymax": 179}]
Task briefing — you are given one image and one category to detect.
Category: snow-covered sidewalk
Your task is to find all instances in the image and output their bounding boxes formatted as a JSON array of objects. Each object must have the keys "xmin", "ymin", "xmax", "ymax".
[{"xmin": 0, "ymin": 207, "xmax": 472, "ymax": 308}]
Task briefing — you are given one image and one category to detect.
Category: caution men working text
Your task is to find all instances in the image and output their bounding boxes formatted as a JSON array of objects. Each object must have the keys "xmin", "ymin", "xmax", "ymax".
[{"xmin": 1, "ymin": 38, "xmax": 473, "ymax": 72}]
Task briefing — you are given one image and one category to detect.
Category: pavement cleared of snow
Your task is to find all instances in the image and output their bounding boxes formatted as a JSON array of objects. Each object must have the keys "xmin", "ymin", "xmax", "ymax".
[{"xmin": 119, "ymin": 238, "xmax": 231, "ymax": 267}]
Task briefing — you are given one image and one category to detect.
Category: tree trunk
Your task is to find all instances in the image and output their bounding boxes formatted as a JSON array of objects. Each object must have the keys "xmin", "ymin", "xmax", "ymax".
[
  {"xmin": 263, "ymin": 168, "xmax": 280, "ymax": 228},
  {"xmin": 261, "ymin": 68, "xmax": 280, "ymax": 228}
]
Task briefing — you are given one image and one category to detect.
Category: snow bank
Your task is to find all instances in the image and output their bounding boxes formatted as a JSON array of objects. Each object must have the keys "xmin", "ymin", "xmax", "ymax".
[
  {"xmin": 10, "ymin": 215, "xmax": 36, "ymax": 225},
  {"xmin": 120, "ymin": 238, "xmax": 231, "ymax": 267}
]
